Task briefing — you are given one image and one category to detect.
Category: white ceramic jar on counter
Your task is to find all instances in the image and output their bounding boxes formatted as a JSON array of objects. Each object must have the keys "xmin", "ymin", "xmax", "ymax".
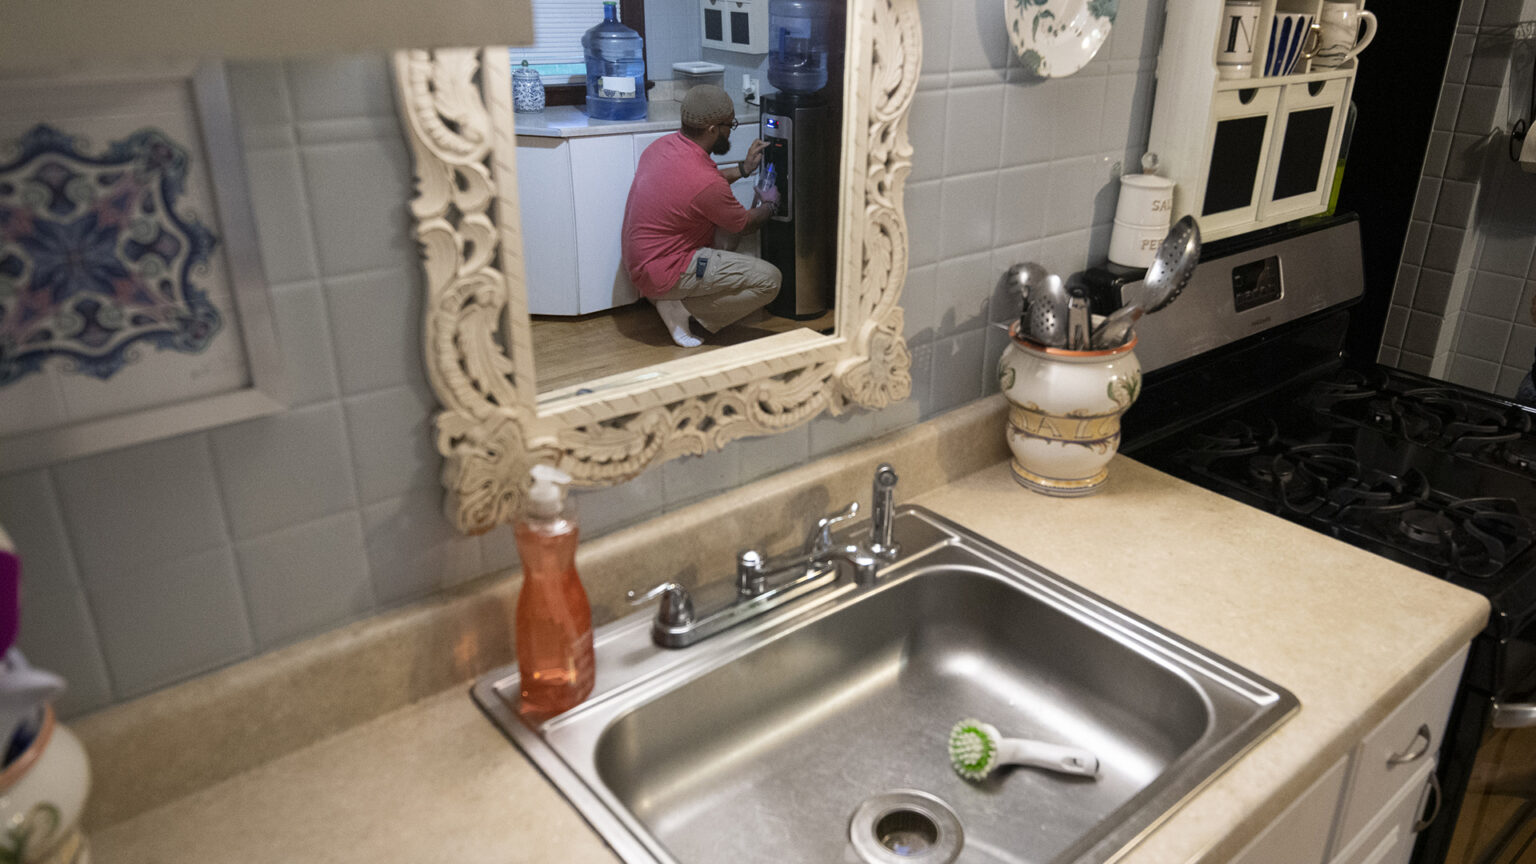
[
  {"xmin": 998, "ymin": 323, "xmax": 1141, "ymax": 497},
  {"xmin": 0, "ymin": 705, "xmax": 91, "ymax": 864}
]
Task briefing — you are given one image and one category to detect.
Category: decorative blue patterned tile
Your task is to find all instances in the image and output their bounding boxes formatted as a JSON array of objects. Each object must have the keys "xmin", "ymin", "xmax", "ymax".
[{"xmin": 0, "ymin": 126, "xmax": 220, "ymax": 385}]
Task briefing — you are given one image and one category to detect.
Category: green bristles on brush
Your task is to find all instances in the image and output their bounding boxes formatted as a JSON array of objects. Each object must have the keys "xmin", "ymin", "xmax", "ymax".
[
  {"xmin": 947, "ymin": 717, "xmax": 1100, "ymax": 782},
  {"xmin": 949, "ymin": 718, "xmax": 998, "ymax": 780}
]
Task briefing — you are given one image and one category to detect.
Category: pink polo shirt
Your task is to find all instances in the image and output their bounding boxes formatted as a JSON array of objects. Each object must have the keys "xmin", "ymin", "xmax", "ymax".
[{"xmin": 621, "ymin": 132, "xmax": 751, "ymax": 298}]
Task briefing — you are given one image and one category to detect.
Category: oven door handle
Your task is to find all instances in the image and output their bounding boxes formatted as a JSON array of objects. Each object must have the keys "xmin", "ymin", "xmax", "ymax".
[{"xmin": 1491, "ymin": 701, "xmax": 1536, "ymax": 728}]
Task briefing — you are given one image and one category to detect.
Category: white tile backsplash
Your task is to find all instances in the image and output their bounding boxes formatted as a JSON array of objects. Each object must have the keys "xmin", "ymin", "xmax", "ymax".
[
  {"xmin": 286, "ymin": 55, "xmax": 399, "ymax": 122},
  {"xmin": 947, "ymin": 0, "xmax": 1010, "ymax": 75},
  {"xmin": 938, "ymin": 172, "xmax": 999, "ymax": 258},
  {"xmin": 929, "ymin": 328, "xmax": 986, "ymax": 413},
  {"xmin": 943, "ymin": 85, "xmax": 1005, "ymax": 175},
  {"xmin": 323, "ymin": 268, "xmax": 426, "ymax": 395},
  {"xmin": 4, "ymin": 0, "xmax": 1170, "ymax": 715},
  {"xmin": 234, "ymin": 510, "xmax": 375, "ymax": 648},
  {"xmin": 268, "ymin": 282, "xmax": 343, "ymax": 407},
  {"xmin": 53, "ymin": 435, "xmax": 230, "ymax": 574},
  {"xmin": 242, "ymin": 146, "xmax": 321, "ymax": 285},
  {"xmin": 361, "ymin": 487, "xmax": 483, "ymax": 606},
  {"xmin": 342, "ymin": 384, "xmax": 439, "ymax": 505},
  {"xmin": 907, "ymin": 89, "xmax": 948, "ymax": 183},
  {"xmin": 1000, "ymin": 80, "xmax": 1053, "ymax": 166},
  {"xmin": 209, "ymin": 402, "xmax": 359, "ymax": 539},
  {"xmin": 1049, "ymin": 75, "xmax": 1107, "ymax": 159},
  {"xmin": 85, "ymin": 546, "xmax": 253, "ymax": 699},
  {"xmin": 1457, "ymin": 313, "xmax": 1514, "ymax": 362},
  {"xmin": 934, "ymin": 251, "xmax": 994, "ymax": 338},
  {"xmin": 299, "ymin": 135, "xmax": 416, "ymax": 277}
]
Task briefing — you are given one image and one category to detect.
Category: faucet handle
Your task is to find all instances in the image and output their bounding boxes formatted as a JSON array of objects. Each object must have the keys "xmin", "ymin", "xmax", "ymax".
[
  {"xmin": 806, "ymin": 501, "xmax": 860, "ymax": 554},
  {"xmin": 627, "ymin": 581, "xmax": 695, "ymax": 628}
]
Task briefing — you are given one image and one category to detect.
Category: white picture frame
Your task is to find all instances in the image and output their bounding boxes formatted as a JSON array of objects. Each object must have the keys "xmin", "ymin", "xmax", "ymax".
[{"xmin": 0, "ymin": 61, "xmax": 285, "ymax": 473}]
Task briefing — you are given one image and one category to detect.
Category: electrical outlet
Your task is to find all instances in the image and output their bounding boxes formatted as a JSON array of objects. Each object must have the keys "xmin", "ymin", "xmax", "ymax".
[{"xmin": 743, "ymin": 74, "xmax": 760, "ymax": 102}]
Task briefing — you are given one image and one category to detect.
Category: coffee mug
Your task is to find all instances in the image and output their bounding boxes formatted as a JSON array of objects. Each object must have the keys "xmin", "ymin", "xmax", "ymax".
[
  {"xmin": 1263, "ymin": 12, "xmax": 1319, "ymax": 76},
  {"xmin": 1313, "ymin": 1, "xmax": 1377, "ymax": 69},
  {"xmin": 1215, "ymin": 0, "xmax": 1262, "ymax": 80}
]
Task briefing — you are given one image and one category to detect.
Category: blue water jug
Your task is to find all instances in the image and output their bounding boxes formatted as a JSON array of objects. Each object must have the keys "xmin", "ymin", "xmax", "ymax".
[
  {"xmin": 583, "ymin": 1, "xmax": 647, "ymax": 121},
  {"xmin": 768, "ymin": 0, "xmax": 834, "ymax": 93}
]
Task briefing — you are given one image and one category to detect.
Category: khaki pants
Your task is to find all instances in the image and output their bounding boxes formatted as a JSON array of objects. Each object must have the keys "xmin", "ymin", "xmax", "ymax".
[{"xmin": 655, "ymin": 248, "xmax": 782, "ymax": 333}]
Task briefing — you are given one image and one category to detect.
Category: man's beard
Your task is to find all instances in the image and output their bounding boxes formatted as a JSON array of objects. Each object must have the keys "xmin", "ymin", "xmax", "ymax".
[{"xmin": 710, "ymin": 131, "xmax": 732, "ymax": 155}]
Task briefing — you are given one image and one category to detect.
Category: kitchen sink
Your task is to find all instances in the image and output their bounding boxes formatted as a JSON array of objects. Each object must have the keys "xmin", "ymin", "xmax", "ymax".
[{"xmin": 472, "ymin": 506, "xmax": 1298, "ymax": 864}]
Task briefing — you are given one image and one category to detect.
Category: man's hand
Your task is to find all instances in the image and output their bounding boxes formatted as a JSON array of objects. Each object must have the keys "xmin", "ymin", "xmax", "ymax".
[
  {"xmin": 742, "ymin": 139, "xmax": 767, "ymax": 176},
  {"xmin": 754, "ymin": 182, "xmax": 781, "ymax": 209}
]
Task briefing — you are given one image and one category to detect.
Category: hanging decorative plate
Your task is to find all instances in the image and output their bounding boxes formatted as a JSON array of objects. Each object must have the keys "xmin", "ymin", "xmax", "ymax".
[{"xmin": 1007, "ymin": 0, "xmax": 1118, "ymax": 78}]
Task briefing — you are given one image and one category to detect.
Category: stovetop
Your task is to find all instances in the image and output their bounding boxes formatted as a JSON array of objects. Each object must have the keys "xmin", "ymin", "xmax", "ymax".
[{"xmin": 1132, "ymin": 363, "xmax": 1536, "ymax": 633}]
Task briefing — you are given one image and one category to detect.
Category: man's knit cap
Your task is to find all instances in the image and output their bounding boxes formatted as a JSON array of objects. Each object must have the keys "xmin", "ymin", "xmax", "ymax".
[{"xmin": 681, "ymin": 85, "xmax": 735, "ymax": 127}]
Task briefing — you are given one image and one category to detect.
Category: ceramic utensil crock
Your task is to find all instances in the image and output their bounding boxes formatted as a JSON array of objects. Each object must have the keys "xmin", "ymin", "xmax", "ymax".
[
  {"xmin": 0, "ymin": 705, "xmax": 90, "ymax": 864},
  {"xmin": 999, "ymin": 322, "xmax": 1141, "ymax": 497}
]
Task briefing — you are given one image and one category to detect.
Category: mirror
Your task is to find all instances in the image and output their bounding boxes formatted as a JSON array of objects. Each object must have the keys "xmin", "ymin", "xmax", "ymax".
[{"xmin": 391, "ymin": 0, "xmax": 921, "ymax": 534}]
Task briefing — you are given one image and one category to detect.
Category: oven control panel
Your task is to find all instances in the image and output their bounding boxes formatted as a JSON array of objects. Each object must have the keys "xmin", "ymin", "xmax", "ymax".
[{"xmin": 1232, "ymin": 256, "xmax": 1283, "ymax": 312}]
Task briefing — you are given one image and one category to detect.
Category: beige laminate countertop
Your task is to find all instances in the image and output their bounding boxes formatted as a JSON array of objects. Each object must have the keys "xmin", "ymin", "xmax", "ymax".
[
  {"xmin": 512, "ymin": 102, "xmax": 760, "ymax": 138},
  {"xmin": 89, "ymin": 456, "xmax": 1488, "ymax": 864}
]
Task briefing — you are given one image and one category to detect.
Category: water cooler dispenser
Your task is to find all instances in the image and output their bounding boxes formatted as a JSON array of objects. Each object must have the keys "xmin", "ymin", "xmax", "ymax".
[{"xmin": 760, "ymin": 0, "xmax": 841, "ymax": 319}]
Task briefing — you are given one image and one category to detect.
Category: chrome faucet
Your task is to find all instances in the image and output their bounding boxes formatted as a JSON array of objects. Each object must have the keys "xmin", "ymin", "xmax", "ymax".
[{"xmin": 628, "ymin": 463, "xmax": 901, "ymax": 648}]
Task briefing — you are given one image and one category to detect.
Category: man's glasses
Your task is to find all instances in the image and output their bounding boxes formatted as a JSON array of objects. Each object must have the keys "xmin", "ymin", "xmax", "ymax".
[{"xmin": 715, "ymin": 118, "xmax": 740, "ymax": 131}]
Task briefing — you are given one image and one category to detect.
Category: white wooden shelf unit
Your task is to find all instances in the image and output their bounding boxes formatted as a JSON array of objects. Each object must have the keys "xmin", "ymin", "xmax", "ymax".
[{"xmin": 1148, "ymin": 0, "xmax": 1366, "ymax": 241}]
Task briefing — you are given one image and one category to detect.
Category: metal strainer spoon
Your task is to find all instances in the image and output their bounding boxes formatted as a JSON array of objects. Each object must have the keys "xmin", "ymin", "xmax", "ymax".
[{"xmin": 1091, "ymin": 215, "xmax": 1202, "ymax": 349}]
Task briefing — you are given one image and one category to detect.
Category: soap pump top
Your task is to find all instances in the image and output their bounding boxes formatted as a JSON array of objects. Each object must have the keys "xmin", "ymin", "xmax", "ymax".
[{"xmin": 525, "ymin": 464, "xmax": 573, "ymax": 521}]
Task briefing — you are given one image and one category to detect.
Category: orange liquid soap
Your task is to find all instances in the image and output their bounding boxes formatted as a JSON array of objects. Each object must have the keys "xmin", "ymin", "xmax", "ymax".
[{"xmin": 513, "ymin": 466, "xmax": 595, "ymax": 721}]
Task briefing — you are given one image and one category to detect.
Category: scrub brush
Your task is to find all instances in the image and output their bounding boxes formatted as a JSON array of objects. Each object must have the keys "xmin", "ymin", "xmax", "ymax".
[{"xmin": 948, "ymin": 718, "xmax": 1099, "ymax": 781}]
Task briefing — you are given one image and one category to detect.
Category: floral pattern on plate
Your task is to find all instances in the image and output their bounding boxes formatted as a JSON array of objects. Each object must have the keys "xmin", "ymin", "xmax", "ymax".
[{"xmin": 1007, "ymin": 0, "xmax": 1118, "ymax": 78}]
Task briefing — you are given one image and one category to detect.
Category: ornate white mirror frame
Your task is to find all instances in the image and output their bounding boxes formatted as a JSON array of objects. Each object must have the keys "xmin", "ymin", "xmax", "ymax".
[{"xmin": 391, "ymin": 0, "xmax": 921, "ymax": 535}]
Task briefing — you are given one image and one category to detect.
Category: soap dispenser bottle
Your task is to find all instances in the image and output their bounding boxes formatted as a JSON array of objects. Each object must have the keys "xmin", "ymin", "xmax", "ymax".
[{"xmin": 513, "ymin": 465, "xmax": 595, "ymax": 720}]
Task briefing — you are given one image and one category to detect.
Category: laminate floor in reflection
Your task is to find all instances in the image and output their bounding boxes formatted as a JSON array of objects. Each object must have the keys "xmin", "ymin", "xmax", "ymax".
[{"xmin": 531, "ymin": 302, "xmax": 835, "ymax": 395}]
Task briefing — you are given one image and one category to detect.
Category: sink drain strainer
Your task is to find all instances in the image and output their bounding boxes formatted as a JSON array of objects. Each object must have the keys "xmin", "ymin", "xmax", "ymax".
[{"xmin": 849, "ymin": 790, "xmax": 964, "ymax": 863}]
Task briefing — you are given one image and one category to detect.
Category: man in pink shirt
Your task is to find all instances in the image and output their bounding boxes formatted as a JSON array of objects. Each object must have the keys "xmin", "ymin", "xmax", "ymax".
[{"xmin": 621, "ymin": 85, "xmax": 781, "ymax": 347}]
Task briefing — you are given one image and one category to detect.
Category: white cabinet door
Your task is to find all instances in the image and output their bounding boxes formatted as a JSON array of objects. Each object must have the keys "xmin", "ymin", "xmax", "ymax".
[
  {"xmin": 517, "ymin": 137, "xmax": 581, "ymax": 316},
  {"xmin": 1231, "ymin": 756, "xmax": 1349, "ymax": 864},
  {"xmin": 1331, "ymin": 646, "xmax": 1467, "ymax": 853},
  {"xmin": 1331, "ymin": 762, "xmax": 1438, "ymax": 864},
  {"xmin": 570, "ymin": 135, "xmax": 641, "ymax": 314}
]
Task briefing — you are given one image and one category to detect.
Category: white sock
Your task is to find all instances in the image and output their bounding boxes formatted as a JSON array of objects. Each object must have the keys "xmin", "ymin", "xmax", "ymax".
[{"xmin": 654, "ymin": 299, "xmax": 702, "ymax": 348}]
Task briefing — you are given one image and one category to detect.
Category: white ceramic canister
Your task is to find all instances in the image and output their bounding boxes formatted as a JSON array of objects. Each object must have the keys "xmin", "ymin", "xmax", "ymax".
[
  {"xmin": 1113, "ymin": 173, "xmax": 1175, "ymax": 228},
  {"xmin": 0, "ymin": 705, "xmax": 91, "ymax": 864},
  {"xmin": 998, "ymin": 322, "xmax": 1141, "ymax": 497},
  {"xmin": 1108, "ymin": 219, "xmax": 1168, "ymax": 269}
]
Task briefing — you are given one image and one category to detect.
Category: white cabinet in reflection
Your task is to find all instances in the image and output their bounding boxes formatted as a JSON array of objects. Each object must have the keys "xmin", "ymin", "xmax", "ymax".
[
  {"xmin": 519, "ymin": 123, "xmax": 759, "ymax": 316},
  {"xmin": 518, "ymin": 134, "xmax": 640, "ymax": 316}
]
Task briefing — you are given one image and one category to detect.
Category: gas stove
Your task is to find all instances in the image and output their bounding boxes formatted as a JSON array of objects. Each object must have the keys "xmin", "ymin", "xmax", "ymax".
[
  {"xmin": 1138, "ymin": 367, "xmax": 1536, "ymax": 588},
  {"xmin": 1099, "ymin": 214, "xmax": 1536, "ymax": 864}
]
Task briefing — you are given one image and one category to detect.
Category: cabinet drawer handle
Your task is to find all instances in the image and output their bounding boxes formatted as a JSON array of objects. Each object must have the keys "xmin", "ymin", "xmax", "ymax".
[
  {"xmin": 1413, "ymin": 771, "xmax": 1442, "ymax": 833},
  {"xmin": 1387, "ymin": 724, "xmax": 1433, "ymax": 765}
]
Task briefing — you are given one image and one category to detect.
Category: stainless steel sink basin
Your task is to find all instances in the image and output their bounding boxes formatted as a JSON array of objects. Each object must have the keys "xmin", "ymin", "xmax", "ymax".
[{"xmin": 473, "ymin": 506, "xmax": 1297, "ymax": 864}]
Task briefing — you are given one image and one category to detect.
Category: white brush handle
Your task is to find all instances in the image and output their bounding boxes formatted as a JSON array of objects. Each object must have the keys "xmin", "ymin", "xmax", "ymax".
[{"xmin": 996, "ymin": 737, "xmax": 1099, "ymax": 777}]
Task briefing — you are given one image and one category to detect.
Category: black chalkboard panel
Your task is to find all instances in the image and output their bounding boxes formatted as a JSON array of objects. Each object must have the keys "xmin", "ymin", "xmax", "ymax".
[
  {"xmin": 1202, "ymin": 115, "xmax": 1268, "ymax": 216},
  {"xmin": 1272, "ymin": 106, "xmax": 1334, "ymax": 201}
]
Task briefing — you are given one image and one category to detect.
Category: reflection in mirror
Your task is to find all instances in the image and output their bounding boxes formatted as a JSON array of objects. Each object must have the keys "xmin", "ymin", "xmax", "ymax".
[
  {"xmin": 510, "ymin": 0, "xmax": 849, "ymax": 401},
  {"xmin": 1376, "ymin": 124, "xmax": 1536, "ymax": 405},
  {"xmin": 392, "ymin": 0, "xmax": 919, "ymax": 533}
]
